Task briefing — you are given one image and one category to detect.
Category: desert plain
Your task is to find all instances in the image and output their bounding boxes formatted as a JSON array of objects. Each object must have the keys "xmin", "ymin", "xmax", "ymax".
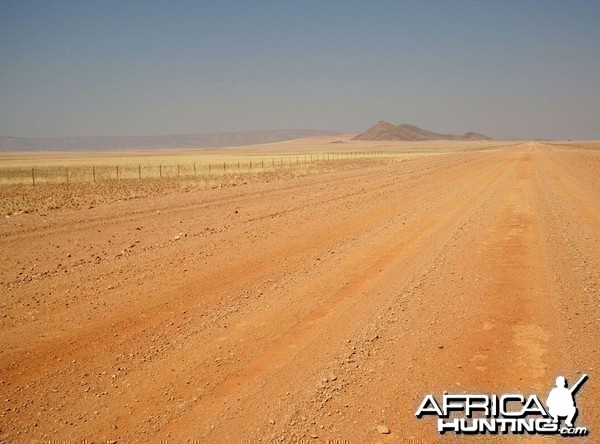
[{"xmin": 0, "ymin": 138, "xmax": 599, "ymax": 442}]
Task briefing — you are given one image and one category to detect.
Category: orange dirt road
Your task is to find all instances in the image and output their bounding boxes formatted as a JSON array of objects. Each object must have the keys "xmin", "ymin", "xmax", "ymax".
[{"xmin": 1, "ymin": 143, "xmax": 598, "ymax": 442}]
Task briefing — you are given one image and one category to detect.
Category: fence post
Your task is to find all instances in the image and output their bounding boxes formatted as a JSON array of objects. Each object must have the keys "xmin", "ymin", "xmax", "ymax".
[
  {"xmin": 250, "ymin": 160, "xmax": 252, "ymax": 171},
  {"xmin": 223, "ymin": 162, "xmax": 226, "ymax": 173},
  {"xmin": 116, "ymin": 166, "xmax": 119, "ymax": 180},
  {"xmin": 138, "ymin": 165, "xmax": 141, "ymax": 180},
  {"xmin": 159, "ymin": 164, "xmax": 162, "ymax": 178},
  {"xmin": 209, "ymin": 163, "xmax": 211, "ymax": 173},
  {"xmin": 93, "ymin": 166, "xmax": 96, "ymax": 183},
  {"xmin": 261, "ymin": 160, "xmax": 264, "ymax": 169},
  {"xmin": 194, "ymin": 163, "xmax": 196, "ymax": 175},
  {"xmin": 177, "ymin": 164, "xmax": 180, "ymax": 177},
  {"xmin": 32, "ymin": 168, "xmax": 35, "ymax": 187},
  {"xmin": 66, "ymin": 167, "xmax": 69, "ymax": 184}
]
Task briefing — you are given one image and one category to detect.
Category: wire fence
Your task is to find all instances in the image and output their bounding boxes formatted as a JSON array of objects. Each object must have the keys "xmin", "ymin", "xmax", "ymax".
[{"xmin": 1, "ymin": 150, "xmax": 424, "ymax": 186}]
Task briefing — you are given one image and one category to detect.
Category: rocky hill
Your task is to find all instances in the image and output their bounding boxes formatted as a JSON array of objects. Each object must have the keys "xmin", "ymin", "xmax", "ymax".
[{"xmin": 353, "ymin": 121, "xmax": 492, "ymax": 141}]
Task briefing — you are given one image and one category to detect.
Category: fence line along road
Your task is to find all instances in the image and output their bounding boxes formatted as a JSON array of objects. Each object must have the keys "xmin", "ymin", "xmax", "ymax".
[{"xmin": 1, "ymin": 150, "xmax": 425, "ymax": 186}]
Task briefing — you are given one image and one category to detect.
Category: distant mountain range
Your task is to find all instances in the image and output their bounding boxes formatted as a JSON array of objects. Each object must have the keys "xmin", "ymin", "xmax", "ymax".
[
  {"xmin": 0, "ymin": 129, "xmax": 338, "ymax": 151},
  {"xmin": 353, "ymin": 121, "xmax": 492, "ymax": 141}
]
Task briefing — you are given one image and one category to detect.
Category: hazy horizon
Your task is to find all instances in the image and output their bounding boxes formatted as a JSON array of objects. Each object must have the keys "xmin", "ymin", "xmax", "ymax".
[{"xmin": 2, "ymin": 1, "xmax": 599, "ymax": 140}]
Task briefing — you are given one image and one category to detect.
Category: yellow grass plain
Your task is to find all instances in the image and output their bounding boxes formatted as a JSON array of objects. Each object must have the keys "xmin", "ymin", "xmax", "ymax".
[{"xmin": 0, "ymin": 136, "xmax": 527, "ymax": 215}]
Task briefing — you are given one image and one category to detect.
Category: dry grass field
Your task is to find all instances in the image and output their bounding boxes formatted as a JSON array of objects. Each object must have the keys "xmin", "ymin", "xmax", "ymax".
[
  {"xmin": 0, "ymin": 137, "xmax": 514, "ymax": 215},
  {"xmin": 0, "ymin": 136, "xmax": 514, "ymax": 184},
  {"xmin": 1, "ymin": 138, "xmax": 599, "ymax": 442}
]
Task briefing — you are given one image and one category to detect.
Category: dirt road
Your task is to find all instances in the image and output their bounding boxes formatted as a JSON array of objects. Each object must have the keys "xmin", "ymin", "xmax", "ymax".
[{"xmin": 1, "ymin": 143, "xmax": 598, "ymax": 442}]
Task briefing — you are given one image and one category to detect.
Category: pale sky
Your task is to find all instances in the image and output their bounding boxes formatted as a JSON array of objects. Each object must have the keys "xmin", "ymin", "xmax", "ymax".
[{"xmin": 1, "ymin": 0, "xmax": 599, "ymax": 139}]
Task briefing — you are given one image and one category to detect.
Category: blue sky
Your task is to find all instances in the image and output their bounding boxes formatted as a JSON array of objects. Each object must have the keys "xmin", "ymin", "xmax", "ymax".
[{"xmin": 1, "ymin": 0, "xmax": 599, "ymax": 139}]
